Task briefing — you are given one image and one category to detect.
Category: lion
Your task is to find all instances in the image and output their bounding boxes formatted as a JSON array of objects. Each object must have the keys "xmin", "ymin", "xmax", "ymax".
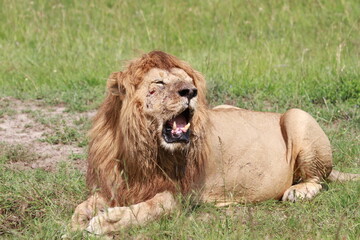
[{"xmin": 71, "ymin": 50, "xmax": 359, "ymax": 235}]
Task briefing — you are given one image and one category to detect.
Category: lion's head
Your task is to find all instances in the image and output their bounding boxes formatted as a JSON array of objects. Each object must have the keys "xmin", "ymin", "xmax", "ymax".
[
  {"xmin": 141, "ymin": 68, "xmax": 198, "ymax": 147},
  {"xmin": 107, "ymin": 51, "xmax": 207, "ymax": 151},
  {"xmin": 86, "ymin": 51, "xmax": 209, "ymax": 206}
]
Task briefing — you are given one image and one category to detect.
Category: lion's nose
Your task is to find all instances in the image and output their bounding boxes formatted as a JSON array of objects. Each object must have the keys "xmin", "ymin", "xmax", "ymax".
[{"xmin": 178, "ymin": 88, "xmax": 198, "ymax": 100}]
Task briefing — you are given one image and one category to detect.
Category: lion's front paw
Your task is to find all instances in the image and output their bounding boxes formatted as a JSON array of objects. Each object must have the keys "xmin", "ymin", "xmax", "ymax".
[
  {"xmin": 282, "ymin": 182, "xmax": 322, "ymax": 202},
  {"xmin": 71, "ymin": 207, "xmax": 93, "ymax": 231},
  {"xmin": 86, "ymin": 215, "xmax": 107, "ymax": 235},
  {"xmin": 71, "ymin": 194, "xmax": 107, "ymax": 231},
  {"xmin": 84, "ymin": 191, "xmax": 177, "ymax": 235},
  {"xmin": 86, "ymin": 207, "xmax": 127, "ymax": 235}
]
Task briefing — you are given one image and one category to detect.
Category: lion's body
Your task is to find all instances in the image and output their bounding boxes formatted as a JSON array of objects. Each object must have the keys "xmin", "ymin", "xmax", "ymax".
[
  {"xmin": 71, "ymin": 51, "xmax": 358, "ymax": 235},
  {"xmin": 199, "ymin": 107, "xmax": 332, "ymax": 204}
]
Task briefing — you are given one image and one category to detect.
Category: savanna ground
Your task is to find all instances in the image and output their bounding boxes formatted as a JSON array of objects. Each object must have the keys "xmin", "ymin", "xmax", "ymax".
[{"xmin": 0, "ymin": 0, "xmax": 359, "ymax": 239}]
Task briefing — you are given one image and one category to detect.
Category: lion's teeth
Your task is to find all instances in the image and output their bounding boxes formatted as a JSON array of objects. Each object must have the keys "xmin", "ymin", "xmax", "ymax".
[
  {"xmin": 172, "ymin": 121, "xmax": 177, "ymax": 130},
  {"xmin": 182, "ymin": 123, "xmax": 191, "ymax": 132}
]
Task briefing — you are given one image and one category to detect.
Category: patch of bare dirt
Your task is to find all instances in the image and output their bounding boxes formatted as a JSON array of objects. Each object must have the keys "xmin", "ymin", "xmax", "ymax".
[{"xmin": 0, "ymin": 97, "xmax": 96, "ymax": 172}]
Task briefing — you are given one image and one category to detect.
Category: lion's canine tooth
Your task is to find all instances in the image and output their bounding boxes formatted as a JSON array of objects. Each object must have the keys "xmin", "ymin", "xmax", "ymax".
[
  {"xmin": 172, "ymin": 121, "xmax": 177, "ymax": 130},
  {"xmin": 182, "ymin": 123, "xmax": 191, "ymax": 132}
]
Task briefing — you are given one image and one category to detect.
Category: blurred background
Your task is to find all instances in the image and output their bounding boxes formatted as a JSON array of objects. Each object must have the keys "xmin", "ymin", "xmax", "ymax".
[{"xmin": 1, "ymin": 0, "xmax": 359, "ymax": 112}]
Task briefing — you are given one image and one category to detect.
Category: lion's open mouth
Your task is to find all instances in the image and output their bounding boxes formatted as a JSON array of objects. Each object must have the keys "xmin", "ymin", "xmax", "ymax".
[{"xmin": 162, "ymin": 108, "xmax": 192, "ymax": 143}]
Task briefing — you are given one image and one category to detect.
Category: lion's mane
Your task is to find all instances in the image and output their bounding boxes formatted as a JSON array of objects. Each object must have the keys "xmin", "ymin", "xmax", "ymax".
[{"xmin": 86, "ymin": 51, "xmax": 210, "ymax": 206}]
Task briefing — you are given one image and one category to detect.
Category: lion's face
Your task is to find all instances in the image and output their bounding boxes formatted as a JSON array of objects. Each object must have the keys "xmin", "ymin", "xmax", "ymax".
[{"xmin": 138, "ymin": 67, "xmax": 198, "ymax": 150}]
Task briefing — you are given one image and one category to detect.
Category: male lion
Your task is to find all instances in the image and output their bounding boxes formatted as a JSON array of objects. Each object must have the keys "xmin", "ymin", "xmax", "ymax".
[{"xmin": 72, "ymin": 51, "xmax": 359, "ymax": 234}]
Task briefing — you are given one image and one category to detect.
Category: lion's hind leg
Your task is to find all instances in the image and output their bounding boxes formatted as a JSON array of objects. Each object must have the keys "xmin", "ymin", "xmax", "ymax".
[
  {"xmin": 280, "ymin": 109, "xmax": 333, "ymax": 202},
  {"xmin": 282, "ymin": 179, "xmax": 322, "ymax": 202},
  {"xmin": 282, "ymin": 149, "xmax": 329, "ymax": 202}
]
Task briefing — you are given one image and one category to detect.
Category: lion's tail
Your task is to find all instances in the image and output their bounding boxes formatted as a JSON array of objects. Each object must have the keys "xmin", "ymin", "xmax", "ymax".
[{"xmin": 327, "ymin": 170, "xmax": 360, "ymax": 182}]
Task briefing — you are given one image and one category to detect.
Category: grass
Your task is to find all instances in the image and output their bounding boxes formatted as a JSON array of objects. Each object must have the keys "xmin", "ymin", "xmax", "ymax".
[
  {"xmin": 0, "ymin": 163, "xmax": 85, "ymax": 239},
  {"xmin": 23, "ymin": 109, "xmax": 90, "ymax": 146},
  {"xmin": 0, "ymin": 100, "xmax": 17, "ymax": 118},
  {"xmin": 41, "ymin": 126, "xmax": 88, "ymax": 147},
  {"xmin": 0, "ymin": 0, "xmax": 359, "ymax": 239},
  {"xmin": 0, "ymin": 142, "xmax": 40, "ymax": 164}
]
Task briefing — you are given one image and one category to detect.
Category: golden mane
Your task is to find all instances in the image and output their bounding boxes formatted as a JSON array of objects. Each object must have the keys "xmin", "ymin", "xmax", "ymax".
[{"xmin": 86, "ymin": 51, "xmax": 210, "ymax": 206}]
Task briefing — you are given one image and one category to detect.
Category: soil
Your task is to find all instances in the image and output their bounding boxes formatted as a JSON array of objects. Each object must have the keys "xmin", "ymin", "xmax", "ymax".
[{"xmin": 0, "ymin": 97, "xmax": 96, "ymax": 172}]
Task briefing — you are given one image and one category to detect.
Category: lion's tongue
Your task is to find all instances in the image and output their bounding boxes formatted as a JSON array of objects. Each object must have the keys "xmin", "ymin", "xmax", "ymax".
[{"xmin": 169, "ymin": 115, "xmax": 189, "ymax": 134}]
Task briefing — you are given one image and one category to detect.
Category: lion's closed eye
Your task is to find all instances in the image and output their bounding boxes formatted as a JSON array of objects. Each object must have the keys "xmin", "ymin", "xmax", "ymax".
[{"xmin": 154, "ymin": 80, "xmax": 165, "ymax": 85}]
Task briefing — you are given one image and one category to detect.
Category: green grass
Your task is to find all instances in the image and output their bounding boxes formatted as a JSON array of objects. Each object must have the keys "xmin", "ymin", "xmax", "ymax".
[
  {"xmin": 40, "ymin": 126, "xmax": 88, "ymax": 147},
  {"xmin": 0, "ymin": 142, "xmax": 40, "ymax": 164},
  {"xmin": 0, "ymin": 163, "xmax": 85, "ymax": 239},
  {"xmin": 1, "ymin": 0, "xmax": 359, "ymax": 110},
  {"xmin": 0, "ymin": 100, "xmax": 17, "ymax": 118},
  {"xmin": 0, "ymin": 0, "xmax": 359, "ymax": 239}
]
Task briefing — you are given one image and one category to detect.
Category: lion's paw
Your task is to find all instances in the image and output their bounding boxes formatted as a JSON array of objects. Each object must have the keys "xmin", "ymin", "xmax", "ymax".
[
  {"xmin": 282, "ymin": 182, "xmax": 322, "ymax": 202},
  {"xmin": 71, "ymin": 194, "xmax": 108, "ymax": 232},
  {"xmin": 86, "ymin": 215, "xmax": 107, "ymax": 235},
  {"xmin": 86, "ymin": 207, "xmax": 128, "ymax": 235},
  {"xmin": 71, "ymin": 205, "xmax": 97, "ymax": 231}
]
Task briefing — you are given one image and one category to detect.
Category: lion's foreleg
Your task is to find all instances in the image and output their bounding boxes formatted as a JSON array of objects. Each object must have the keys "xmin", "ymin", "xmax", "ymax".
[
  {"xmin": 86, "ymin": 191, "xmax": 177, "ymax": 235},
  {"xmin": 71, "ymin": 193, "xmax": 108, "ymax": 231}
]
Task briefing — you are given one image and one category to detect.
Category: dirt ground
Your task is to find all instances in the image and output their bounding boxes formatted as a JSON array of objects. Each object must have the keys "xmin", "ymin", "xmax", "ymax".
[{"xmin": 0, "ymin": 97, "xmax": 96, "ymax": 172}]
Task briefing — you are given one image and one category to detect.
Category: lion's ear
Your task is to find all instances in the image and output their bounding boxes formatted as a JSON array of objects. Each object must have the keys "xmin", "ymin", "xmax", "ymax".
[{"xmin": 107, "ymin": 72, "xmax": 126, "ymax": 98}]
